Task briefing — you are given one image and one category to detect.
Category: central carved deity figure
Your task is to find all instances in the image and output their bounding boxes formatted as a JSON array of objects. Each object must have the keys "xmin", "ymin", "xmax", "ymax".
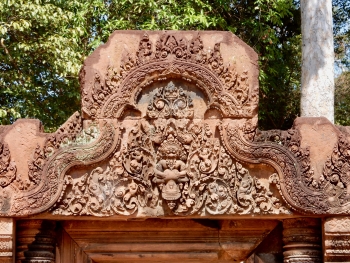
[
  {"xmin": 154, "ymin": 134, "xmax": 188, "ymax": 209},
  {"xmin": 114, "ymin": 81, "xmax": 286, "ymax": 215},
  {"xmin": 3, "ymin": 31, "xmax": 349, "ymax": 230},
  {"xmin": 53, "ymin": 80, "xmax": 288, "ymax": 216},
  {"xmin": 147, "ymin": 82, "xmax": 193, "ymax": 210},
  {"xmin": 53, "ymin": 32, "xmax": 290, "ymax": 217}
]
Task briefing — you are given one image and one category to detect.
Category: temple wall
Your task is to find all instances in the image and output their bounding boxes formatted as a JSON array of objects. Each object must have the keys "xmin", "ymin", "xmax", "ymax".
[{"xmin": 0, "ymin": 30, "xmax": 350, "ymax": 262}]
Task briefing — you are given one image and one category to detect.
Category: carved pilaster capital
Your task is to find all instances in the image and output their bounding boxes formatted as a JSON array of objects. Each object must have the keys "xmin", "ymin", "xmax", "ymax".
[
  {"xmin": 16, "ymin": 220, "xmax": 56, "ymax": 263},
  {"xmin": 283, "ymin": 218, "xmax": 322, "ymax": 263}
]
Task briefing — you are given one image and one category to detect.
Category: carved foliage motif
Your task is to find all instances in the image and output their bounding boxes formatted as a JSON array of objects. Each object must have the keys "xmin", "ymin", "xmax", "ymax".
[
  {"xmin": 82, "ymin": 32, "xmax": 258, "ymax": 120},
  {"xmin": 2, "ymin": 31, "xmax": 350, "ymax": 218},
  {"xmin": 223, "ymin": 125, "xmax": 350, "ymax": 214},
  {"xmin": 0, "ymin": 142, "xmax": 16, "ymax": 188},
  {"xmin": 0, "ymin": 141, "xmax": 17, "ymax": 213},
  {"xmin": 44, "ymin": 113, "xmax": 350, "ymax": 217},
  {"xmin": 11, "ymin": 120, "xmax": 118, "ymax": 216},
  {"xmin": 221, "ymin": 125, "xmax": 324, "ymax": 214},
  {"xmin": 255, "ymin": 130, "xmax": 350, "ymax": 214},
  {"xmin": 55, "ymin": 82, "xmax": 288, "ymax": 216},
  {"xmin": 0, "ymin": 111, "xmax": 119, "ymax": 216},
  {"xmin": 27, "ymin": 112, "xmax": 83, "ymax": 189},
  {"xmin": 146, "ymin": 82, "xmax": 194, "ymax": 119},
  {"xmin": 321, "ymin": 134, "xmax": 350, "ymax": 213}
]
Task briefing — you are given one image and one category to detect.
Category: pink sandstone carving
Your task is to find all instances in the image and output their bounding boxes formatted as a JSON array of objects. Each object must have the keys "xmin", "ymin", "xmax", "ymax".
[{"xmin": 0, "ymin": 31, "xmax": 350, "ymax": 218}]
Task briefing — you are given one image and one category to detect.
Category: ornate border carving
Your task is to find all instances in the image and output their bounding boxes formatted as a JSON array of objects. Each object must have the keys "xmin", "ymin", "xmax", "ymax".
[
  {"xmin": 0, "ymin": 112, "xmax": 121, "ymax": 216},
  {"xmin": 221, "ymin": 122, "xmax": 350, "ymax": 214},
  {"xmin": 2, "ymin": 31, "xmax": 350, "ymax": 217},
  {"xmin": 52, "ymin": 82, "xmax": 289, "ymax": 217},
  {"xmin": 9, "ymin": 121, "xmax": 120, "ymax": 216},
  {"xmin": 220, "ymin": 123, "xmax": 323, "ymax": 214},
  {"xmin": 81, "ymin": 32, "xmax": 258, "ymax": 120},
  {"xmin": 0, "ymin": 141, "xmax": 16, "ymax": 188}
]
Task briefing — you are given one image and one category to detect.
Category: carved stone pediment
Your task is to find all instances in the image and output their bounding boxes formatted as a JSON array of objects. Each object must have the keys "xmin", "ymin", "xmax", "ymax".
[
  {"xmin": 80, "ymin": 31, "xmax": 259, "ymax": 121},
  {"xmin": 53, "ymin": 79, "xmax": 289, "ymax": 217},
  {"xmin": 1, "ymin": 31, "xmax": 350, "ymax": 217}
]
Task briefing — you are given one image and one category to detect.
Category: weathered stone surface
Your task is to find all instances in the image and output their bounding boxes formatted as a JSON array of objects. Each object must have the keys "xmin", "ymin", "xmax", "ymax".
[
  {"xmin": 0, "ymin": 218, "xmax": 13, "ymax": 263},
  {"xmin": 0, "ymin": 113, "xmax": 83, "ymax": 216},
  {"xmin": 1, "ymin": 28, "xmax": 350, "ymax": 262},
  {"xmin": 0, "ymin": 31, "xmax": 285, "ymax": 218},
  {"xmin": 80, "ymin": 30, "xmax": 260, "ymax": 120},
  {"xmin": 0, "ymin": 30, "xmax": 350, "ymax": 219},
  {"xmin": 283, "ymin": 218, "xmax": 322, "ymax": 263},
  {"xmin": 324, "ymin": 217, "xmax": 350, "ymax": 262},
  {"xmin": 57, "ymin": 219, "xmax": 278, "ymax": 263},
  {"xmin": 16, "ymin": 220, "xmax": 56, "ymax": 263},
  {"xmin": 294, "ymin": 117, "xmax": 350, "ymax": 214}
]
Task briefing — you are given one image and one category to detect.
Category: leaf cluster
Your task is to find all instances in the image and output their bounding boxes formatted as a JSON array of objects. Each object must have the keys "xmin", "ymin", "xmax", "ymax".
[
  {"xmin": 332, "ymin": 0, "xmax": 350, "ymax": 125},
  {"xmin": 335, "ymin": 71, "xmax": 350, "ymax": 126},
  {"xmin": 1, "ymin": 0, "xmax": 301, "ymax": 131},
  {"xmin": 333, "ymin": 0, "xmax": 350, "ymax": 70}
]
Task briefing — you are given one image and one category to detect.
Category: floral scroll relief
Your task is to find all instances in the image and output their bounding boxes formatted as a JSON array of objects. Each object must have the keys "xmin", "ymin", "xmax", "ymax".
[
  {"xmin": 82, "ymin": 32, "xmax": 258, "ymax": 120},
  {"xmin": 54, "ymin": 82, "xmax": 289, "ymax": 217}
]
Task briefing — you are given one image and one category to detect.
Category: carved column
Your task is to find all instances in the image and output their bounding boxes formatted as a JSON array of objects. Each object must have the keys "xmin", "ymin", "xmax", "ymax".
[
  {"xmin": 0, "ymin": 218, "xmax": 14, "ymax": 263},
  {"xmin": 282, "ymin": 218, "xmax": 322, "ymax": 263},
  {"xmin": 16, "ymin": 220, "xmax": 56, "ymax": 263},
  {"xmin": 324, "ymin": 216, "xmax": 350, "ymax": 262}
]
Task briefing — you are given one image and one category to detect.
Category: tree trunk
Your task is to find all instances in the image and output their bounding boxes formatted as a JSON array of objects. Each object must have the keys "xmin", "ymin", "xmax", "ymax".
[{"xmin": 300, "ymin": 0, "xmax": 334, "ymax": 123}]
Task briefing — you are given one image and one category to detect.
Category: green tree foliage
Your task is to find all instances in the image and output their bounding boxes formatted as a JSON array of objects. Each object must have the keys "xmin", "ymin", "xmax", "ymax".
[
  {"xmin": 335, "ymin": 71, "xmax": 350, "ymax": 126},
  {"xmin": 333, "ymin": 0, "xmax": 350, "ymax": 125},
  {"xmin": 1, "ymin": 0, "xmax": 302, "ymax": 131},
  {"xmin": 333, "ymin": 0, "xmax": 350, "ymax": 70},
  {"xmin": 0, "ymin": 0, "xmax": 83, "ymax": 129}
]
